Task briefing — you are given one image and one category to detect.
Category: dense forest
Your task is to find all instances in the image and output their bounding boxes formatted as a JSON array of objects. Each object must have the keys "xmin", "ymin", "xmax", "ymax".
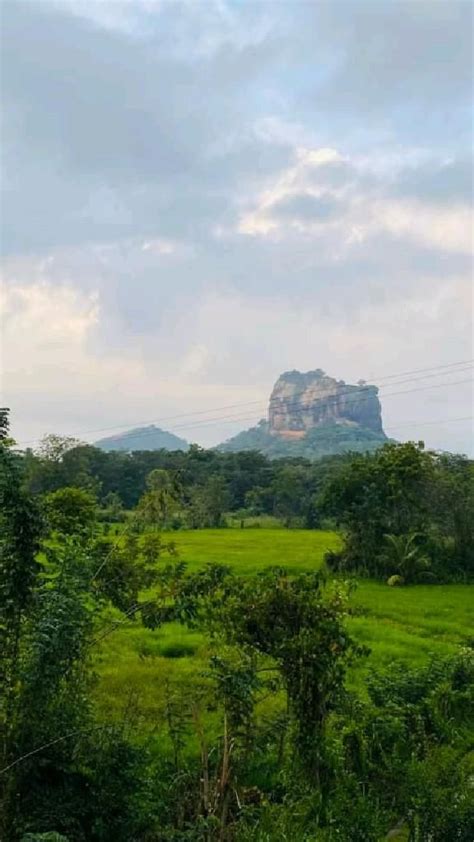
[{"xmin": 1, "ymin": 410, "xmax": 473, "ymax": 840}]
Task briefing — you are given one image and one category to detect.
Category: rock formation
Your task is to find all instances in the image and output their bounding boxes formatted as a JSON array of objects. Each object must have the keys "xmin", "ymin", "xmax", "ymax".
[
  {"xmin": 268, "ymin": 369, "xmax": 384, "ymax": 438},
  {"xmin": 218, "ymin": 368, "xmax": 389, "ymax": 457}
]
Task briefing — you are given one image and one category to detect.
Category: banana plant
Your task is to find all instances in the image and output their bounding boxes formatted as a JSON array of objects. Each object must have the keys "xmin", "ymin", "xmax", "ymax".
[{"xmin": 383, "ymin": 532, "xmax": 432, "ymax": 584}]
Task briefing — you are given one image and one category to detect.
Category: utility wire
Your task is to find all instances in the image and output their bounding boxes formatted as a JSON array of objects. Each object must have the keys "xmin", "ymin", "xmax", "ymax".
[
  {"xmin": 44, "ymin": 374, "xmax": 471, "ymax": 443},
  {"xmin": 17, "ymin": 377, "xmax": 470, "ymax": 451},
  {"xmin": 171, "ymin": 379, "xmax": 473, "ymax": 435},
  {"xmin": 16, "ymin": 358, "xmax": 473, "ymax": 447},
  {"xmin": 364, "ymin": 358, "xmax": 474, "ymax": 381},
  {"xmin": 167, "ymin": 370, "xmax": 474, "ymax": 433},
  {"xmin": 17, "ymin": 375, "xmax": 473, "ymax": 450},
  {"xmin": 385, "ymin": 415, "xmax": 473, "ymax": 432},
  {"xmin": 81, "ymin": 364, "xmax": 474, "ymax": 437}
]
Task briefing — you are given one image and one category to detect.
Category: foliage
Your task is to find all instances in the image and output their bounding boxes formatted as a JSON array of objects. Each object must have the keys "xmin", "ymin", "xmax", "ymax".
[
  {"xmin": 321, "ymin": 442, "xmax": 474, "ymax": 580},
  {"xmin": 89, "ymin": 529, "xmax": 179, "ymax": 613},
  {"xmin": 383, "ymin": 532, "xmax": 432, "ymax": 584},
  {"xmin": 219, "ymin": 419, "xmax": 388, "ymax": 459},
  {"xmin": 37, "ymin": 434, "xmax": 83, "ymax": 463},
  {"xmin": 22, "ymin": 438, "xmax": 349, "ymax": 523},
  {"xmin": 44, "ymin": 487, "xmax": 97, "ymax": 535},
  {"xmin": 134, "ymin": 468, "xmax": 180, "ymax": 529},
  {"xmin": 196, "ymin": 570, "xmax": 365, "ymax": 786},
  {"xmin": 0, "ymin": 408, "xmax": 43, "ymax": 832}
]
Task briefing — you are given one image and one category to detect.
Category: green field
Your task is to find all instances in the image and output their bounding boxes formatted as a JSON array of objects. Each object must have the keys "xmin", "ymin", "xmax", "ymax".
[
  {"xmin": 167, "ymin": 527, "xmax": 341, "ymax": 573},
  {"xmin": 95, "ymin": 528, "xmax": 474, "ymax": 722}
]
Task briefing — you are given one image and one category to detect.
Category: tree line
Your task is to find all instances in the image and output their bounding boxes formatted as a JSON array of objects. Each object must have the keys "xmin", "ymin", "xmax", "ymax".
[{"xmin": 20, "ymin": 433, "xmax": 474, "ymax": 583}]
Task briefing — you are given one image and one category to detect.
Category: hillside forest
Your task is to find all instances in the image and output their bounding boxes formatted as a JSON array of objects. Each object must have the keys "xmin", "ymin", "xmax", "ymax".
[{"xmin": 1, "ymin": 409, "xmax": 473, "ymax": 841}]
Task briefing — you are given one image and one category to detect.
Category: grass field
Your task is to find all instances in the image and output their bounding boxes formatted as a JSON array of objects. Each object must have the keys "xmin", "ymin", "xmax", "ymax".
[
  {"xmin": 95, "ymin": 528, "xmax": 474, "ymax": 723},
  {"xmin": 167, "ymin": 527, "xmax": 341, "ymax": 574}
]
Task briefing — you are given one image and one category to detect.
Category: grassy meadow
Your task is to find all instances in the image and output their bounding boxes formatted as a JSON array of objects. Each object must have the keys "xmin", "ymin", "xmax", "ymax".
[{"xmin": 95, "ymin": 527, "xmax": 474, "ymax": 724}]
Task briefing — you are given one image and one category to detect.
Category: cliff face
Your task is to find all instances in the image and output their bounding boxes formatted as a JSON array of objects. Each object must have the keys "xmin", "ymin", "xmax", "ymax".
[{"xmin": 268, "ymin": 369, "xmax": 384, "ymax": 438}]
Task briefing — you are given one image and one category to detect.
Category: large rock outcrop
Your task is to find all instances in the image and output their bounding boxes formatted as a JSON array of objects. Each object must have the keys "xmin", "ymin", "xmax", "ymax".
[
  {"xmin": 218, "ymin": 368, "xmax": 388, "ymax": 458},
  {"xmin": 268, "ymin": 369, "xmax": 384, "ymax": 439}
]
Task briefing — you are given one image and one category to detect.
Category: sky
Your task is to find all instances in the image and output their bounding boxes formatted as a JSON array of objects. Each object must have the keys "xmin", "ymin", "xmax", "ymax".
[{"xmin": 1, "ymin": 0, "xmax": 473, "ymax": 453}]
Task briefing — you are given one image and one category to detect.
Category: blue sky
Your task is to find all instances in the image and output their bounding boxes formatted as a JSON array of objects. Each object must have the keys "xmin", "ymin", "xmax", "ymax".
[{"xmin": 1, "ymin": 0, "xmax": 472, "ymax": 452}]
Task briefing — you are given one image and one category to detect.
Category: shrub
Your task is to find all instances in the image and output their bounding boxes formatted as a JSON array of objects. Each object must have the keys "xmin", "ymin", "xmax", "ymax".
[
  {"xmin": 160, "ymin": 641, "xmax": 197, "ymax": 659},
  {"xmin": 387, "ymin": 574, "xmax": 404, "ymax": 586}
]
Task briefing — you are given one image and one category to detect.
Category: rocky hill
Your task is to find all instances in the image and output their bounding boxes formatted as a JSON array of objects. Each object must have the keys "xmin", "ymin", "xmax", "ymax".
[
  {"xmin": 268, "ymin": 368, "xmax": 384, "ymax": 437},
  {"xmin": 218, "ymin": 369, "xmax": 388, "ymax": 457},
  {"xmin": 95, "ymin": 425, "xmax": 189, "ymax": 453}
]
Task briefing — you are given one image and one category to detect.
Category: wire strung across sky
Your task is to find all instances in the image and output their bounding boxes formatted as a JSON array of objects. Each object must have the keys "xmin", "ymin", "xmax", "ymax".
[
  {"xmin": 103, "ymin": 378, "xmax": 472, "ymax": 442},
  {"xmin": 16, "ymin": 358, "xmax": 473, "ymax": 448}
]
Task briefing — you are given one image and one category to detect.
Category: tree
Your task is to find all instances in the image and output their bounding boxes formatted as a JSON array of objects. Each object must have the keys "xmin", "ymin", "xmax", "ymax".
[
  {"xmin": 37, "ymin": 434, "xmax": 83, "ymax": 463},
  {"xmin": 320, "ymin": 442, "xmax": 437, "ymax": 577},
  {"xmin": 429, "ymin": 454, "xmax": 474, "ymax": 576},
  {"xmin": 199, "ymin": 569, "xmax": 363, "ymax": 786},
  {"xmin": 135, "ymin": 468, "xmax": 179, "ymax": 529},
  {"xmin": 101, "ymin": 491, "xmax": 125, "ymax": 522},
  {"xmin": 272, "ymin": 465, "xmax": 312, "ymax": 527},
  {"xmin": 0, "ymin": 409, "xmax": 43, "ymax": 824},
  {"xmin": 44, "ymin": 487, "xmax": 97, "ymax": 535},
  {"xmin": 185, "ymin": 476, "xmax": 230, "ymax": 528},
  {"xmin": 202, "ymin": 475, "xmax": 230, "ymax": 527}
]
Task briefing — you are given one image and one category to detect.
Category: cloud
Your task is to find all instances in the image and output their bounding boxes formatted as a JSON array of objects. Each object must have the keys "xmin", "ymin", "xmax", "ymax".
[
  {"xmin": 392, "ymin": 157, "xmax": 474, "ymax": 205},
  {"xmin": 271, "ymin": 192, "xmax": 341, "ymax": 222},
  {"xmin": 307, "ymin": 1, "xmax": 472, "ymax": 113},
  {"xmin": 1, "ymin": 0, "xmax": 286, "ymax": 254},
  {"xmin": 1, "ymin": 0, "xmax": 472, "ymax": 455},
  {"xmin": 3, "ymin": 1, "xmax": 471, "ymax": 256},
  {"xmin": 237, "ymin": 145, "xmax": 473, "ymax": 257}
]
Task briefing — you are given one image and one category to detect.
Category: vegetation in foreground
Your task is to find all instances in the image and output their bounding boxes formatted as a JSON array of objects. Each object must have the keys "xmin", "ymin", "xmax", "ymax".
[{"xmin": 1, "ymin": 411, "xmax": 473, "ymax": 841}]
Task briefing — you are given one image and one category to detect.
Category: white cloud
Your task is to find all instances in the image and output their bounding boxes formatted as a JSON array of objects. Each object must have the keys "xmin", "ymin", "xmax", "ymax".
[
  {"xmin": 0, "ymin": 281, "xmax": 264, "ymax": 446},
  {"xmin": 371, "ymin": 199, "xmax": 472, "ymax": 254},
  {"xmin": 1, "ymin": 282, "xmax": 99, "ymax": 351},
  {"xmin": 237, "ymin": 146, "xmax": 473, "ymax": 255},
  {"xmin": 238, "ymin": 146, "xmax": 346, "ymax": 235}
]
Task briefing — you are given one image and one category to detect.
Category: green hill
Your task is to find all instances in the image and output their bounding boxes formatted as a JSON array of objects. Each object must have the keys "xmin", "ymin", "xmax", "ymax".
[{"xmin": 95, "ymin": 424, "xmax": 189, "ymax": 453}]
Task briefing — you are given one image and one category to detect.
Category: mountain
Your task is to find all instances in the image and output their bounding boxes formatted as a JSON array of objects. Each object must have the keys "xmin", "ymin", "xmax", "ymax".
[
  {"xmin": 95, "ymin": 425, "xmax": 189, "ymax": 453},
  {"xmin": 218, "ymin": 369, "xmax": 389, "ymax": 458}
]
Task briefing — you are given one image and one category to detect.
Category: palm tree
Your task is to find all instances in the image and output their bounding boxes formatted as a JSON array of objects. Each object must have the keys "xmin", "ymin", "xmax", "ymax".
[{"xmin": 383, "ymin": 532, "xmax": 432, "ymax": 584}]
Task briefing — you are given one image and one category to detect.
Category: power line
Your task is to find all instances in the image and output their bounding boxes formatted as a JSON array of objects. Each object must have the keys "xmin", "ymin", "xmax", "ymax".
[
  {"xmin": 16, "ymin": 358, "xmax": 473, "ymax": 447},
  {"xmin": 365, "ymin": 358, "xmax": 474, "ymax": 381},
  {"xmin": 171, "ymin": 379, "xmax": 473, "ymax": 435},
  {"xmin": 140, "ymin": 377, "xmax": 470, "ymax": 437},
  {"xmin": 84, "ymin": 375, "xmax": 474, "ymax": 441},
  {"xmin": 385, "ymin": 415, "xmax": 473, "ymax": 432},
  {"xmin": 17, "ymin": 376, "xmax": 470, "ymax": 451},
  {"xmin": 167, "ymin": 368, "xmax": 474, "ymax": 433},
  {"xmin": 18, "ymin": 374, "xmax": 473, "ymax": 450}
]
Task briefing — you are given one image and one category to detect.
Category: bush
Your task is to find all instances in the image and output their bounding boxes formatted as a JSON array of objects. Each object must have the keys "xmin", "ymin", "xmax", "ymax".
[{"xmin": 160, "ymin": 641, "xmax": 197, "ymax": 659}]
